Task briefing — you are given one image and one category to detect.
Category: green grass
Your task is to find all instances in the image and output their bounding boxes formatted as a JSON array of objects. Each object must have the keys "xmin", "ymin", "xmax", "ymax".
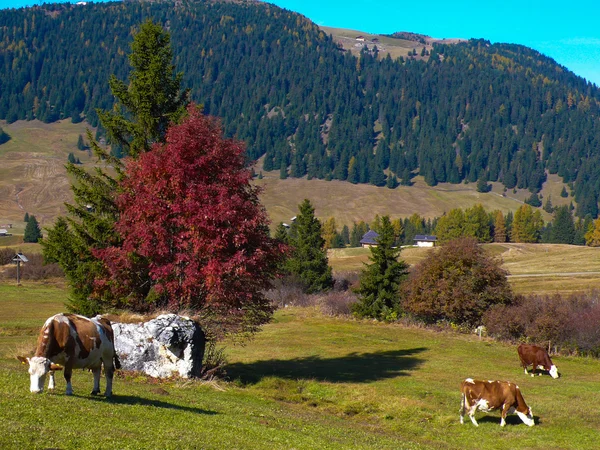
[{"xmin": 2, "ymin": 284, "xmax": 600, "ymax": 448}]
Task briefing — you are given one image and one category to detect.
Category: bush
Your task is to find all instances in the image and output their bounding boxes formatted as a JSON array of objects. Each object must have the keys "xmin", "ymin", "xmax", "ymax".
[
  {"xmin": 317, "ymin": 291, "xmax": 358, "ymax": 316},
  {"xmin": 265, "ymin": 276, "xmax": 310, "ymax": 308},
  {"xmin": 0, "ymin": 254, "xmax": 64, "ymax": 280},
  {"xmin": 402, "ymin": 237, "xmax": 514, "ymax": 327},
  {"xmin": 0, "ymin": 248, "xmax": 14, "ymax": 265},
  {"xmin": 484, "ymin": 291, "xmax": 600, "ymax": 356}
]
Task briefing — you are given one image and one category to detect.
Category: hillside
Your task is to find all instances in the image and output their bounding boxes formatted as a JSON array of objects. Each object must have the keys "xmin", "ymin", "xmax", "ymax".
[
  {"xmin": 0, "ymin": 118, "xmax": 566, "ymax": 229},
  {"xmin": 0, "ymin": 0, "xmax": 599, "ymax": 218}
]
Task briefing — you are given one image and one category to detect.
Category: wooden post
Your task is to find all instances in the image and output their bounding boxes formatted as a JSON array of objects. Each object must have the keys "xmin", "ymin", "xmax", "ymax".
[{"xmin": 16, "ymin": 260, "xmax": 21, "ymax": 285}]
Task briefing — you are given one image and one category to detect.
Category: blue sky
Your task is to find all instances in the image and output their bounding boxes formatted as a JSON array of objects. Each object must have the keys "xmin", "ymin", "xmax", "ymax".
[{"xmin": 2, "ymin": 0, "xmax": 599, "ymax": 85}]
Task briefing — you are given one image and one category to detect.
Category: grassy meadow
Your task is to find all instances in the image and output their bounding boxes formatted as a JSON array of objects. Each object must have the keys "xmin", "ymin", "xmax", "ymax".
[{"xmin": 2, "ymin": 283, "xmax": 600, "ymax": 449}]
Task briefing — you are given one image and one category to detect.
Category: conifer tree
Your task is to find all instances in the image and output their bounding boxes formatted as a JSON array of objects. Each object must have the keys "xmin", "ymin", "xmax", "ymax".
[
  {"xmin": 41, "ymin": 20, "xmax": 189, "ymax": 315},
  {"xmin": 286, "ymin": 199, "xmax": 333, "ymax": 293},
  {"xmin": 350, "ymin": 222, "xmax": 361, "ymax": 247},
  {"xmin": 23, "ymin": 212, "xmax": 29, "ymax": 223},
  {"xmin": 550, "ymin": 205, "xmax": 575, "ymax": 244},
  {"xmin": 492, "ymin": 210, "xmax": 507, "ymax": 243},
  {"xmin": 23, "ymin": 215, "xmax": 42, "ymax": 243},
  {"xmin": 77, "ymin": 134, "xmax": 86, "ymax": 150},
  {"xmin": 511, "ymin": 204, "xmax": 544, "ymax": 243},
  {"xmin": 352, "ymin": 216, "xmax": 409, "ymax": 321},
  {"xmin": 341, "ymin": 224, "xmax": 350, "ymax": 246},
  {"xmin": 98, "ymin": 19, "xmax": 189, "ymax": 158},
  {"xmin": 585, "ymin": 219, "xmax": 600, "ymax": 247}
]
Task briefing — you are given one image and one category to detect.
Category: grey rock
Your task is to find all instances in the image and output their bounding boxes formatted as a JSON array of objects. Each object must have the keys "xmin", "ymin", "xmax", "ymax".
[{"xmin": 113, "ymin": 314, "xmax": 205, "ymax": 378}]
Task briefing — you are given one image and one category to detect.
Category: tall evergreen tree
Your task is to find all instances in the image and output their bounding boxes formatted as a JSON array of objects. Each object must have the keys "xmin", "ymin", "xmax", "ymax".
[
  {"xmin": 41, "ymin": 20, "xmax": 189, "ymax": 315},
  {"xmin": 492, "ymin": 210, "xmax": 507, "ymax": 243},
  {"xmin": 98, "ymin": 19, "xmax": 189, "ymax": 158},
  {"xmin": 352, "ymin": 216, "xmax": 409, "ymax": 321},
  {"xmin": 23, "ymin": 215, "xmax": 42, "ymax": 243},
  {"xmin": 286, "ymin": 199, "xmax": 333, "ymax": 293},
  {"xmin": 550, "ymin": 205, "xmax": 576, "ymax": 244},
  {"xmin": 340, "ymin": 224, "xmax": 350, "ymax": 246}
]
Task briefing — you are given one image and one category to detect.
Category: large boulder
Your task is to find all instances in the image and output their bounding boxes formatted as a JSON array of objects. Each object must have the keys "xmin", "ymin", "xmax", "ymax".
[{"xmin": 113, "ymin": 314, "xmax": 205, "ymax": 378}]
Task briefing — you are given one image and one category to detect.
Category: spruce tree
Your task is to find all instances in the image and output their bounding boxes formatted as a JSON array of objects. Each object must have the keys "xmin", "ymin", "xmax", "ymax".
[
  {"xmin": 550, "ymin": 205, "xmax": 575, "ymax": 244},
  {"xmin": 41, "ymin": 20, "xmax": 189, "ymax": 315},
  {"xmin": 23, "ymin": 215, "xmax": 42, "ymax": 243},
  {"xmin": 23, "ymin": 212, "xmax": 29, "ymax": 223},
  {"xmin": 352, "ymin": 216, "xmax": 409, "ymax": 321},
  {"xmin": 286, "ymin": 199, "xmax": 333, "ymax": 293},
  {"xmin": 98, "ymin": 19, "xmax": 189, "ymax": 158},
  {"xmin": 341, "ymin": 224, "xmax": 350, "ymax": 246},
  {"xmin": 77, "ymin": 134, "xmax": 86, "ymax": 150}
]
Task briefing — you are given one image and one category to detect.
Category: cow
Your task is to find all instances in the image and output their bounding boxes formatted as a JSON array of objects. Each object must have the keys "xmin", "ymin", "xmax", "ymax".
[
  {"xmin": 460, "ymin": 378, "xmax": 535, "ymax": 427},
  {"xmin": 517, "ymin": 343, "xmax": 559, "ymax": 379},
  {"xmin": 17, "ymin": 313, "xmax": 119, "ymax": 397}
]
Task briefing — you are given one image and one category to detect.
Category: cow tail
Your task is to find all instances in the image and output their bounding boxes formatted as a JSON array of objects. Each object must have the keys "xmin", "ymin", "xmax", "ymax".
[{"xmin": 114, "ymin": 352, "xmax": 121, "ymax": 370}]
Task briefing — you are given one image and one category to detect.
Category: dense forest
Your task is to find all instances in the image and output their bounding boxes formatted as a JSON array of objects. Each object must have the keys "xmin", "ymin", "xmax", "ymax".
[{"xmin": 2, "ymin": 1, "xmax": 600, "ymax": 216}]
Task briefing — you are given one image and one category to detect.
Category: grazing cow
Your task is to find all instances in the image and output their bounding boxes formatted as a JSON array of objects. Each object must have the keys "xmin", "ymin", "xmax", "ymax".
[
  {"xmin": 517, "ymin": 343, "xmax": 559, "ymax": 379},
  {"xmin": 18, "ymin": 313, "xmax": 119, "ymax": 397},
  {"xmin": 460, "ymin": 378, "xmax": 535, "ymax": 427}
]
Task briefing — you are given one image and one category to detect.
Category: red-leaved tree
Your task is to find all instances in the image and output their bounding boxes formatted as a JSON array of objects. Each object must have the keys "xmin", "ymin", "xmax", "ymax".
[{"xmin": 93, "ymin": 105, "xmax": 287, "ymax": 335}]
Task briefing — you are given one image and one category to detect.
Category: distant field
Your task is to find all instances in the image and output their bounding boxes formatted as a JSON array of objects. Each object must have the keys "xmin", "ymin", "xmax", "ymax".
[
  {"xmin": 2, "ymin": 284, "xmax": 600, "ymax": 449},
  {"xmin": 329, "ymin": 243, "xmax": 600, "ymax": 296}
]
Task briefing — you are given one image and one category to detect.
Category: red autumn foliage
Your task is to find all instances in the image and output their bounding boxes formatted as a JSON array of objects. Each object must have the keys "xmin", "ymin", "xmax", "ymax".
[{"xmin": 93, "ymin": 105, "xmax": 287, "ymax": 323}]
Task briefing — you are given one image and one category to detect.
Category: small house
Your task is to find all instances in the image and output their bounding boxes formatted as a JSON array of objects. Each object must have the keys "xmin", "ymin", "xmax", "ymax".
[
  {"xmin": 360, "ymin": 230, "xmax": 379, "ymax": 247},
  {"xmin": 413, "ymin": 235, "xmax": 437, "ymax": 247},
  {"xmin": 355, "ymin": 35, "xmax": 365, "ymax": 42},
  {"xmin": 0, "ymin": 229, "xmax": 8, "ymax": 236}
]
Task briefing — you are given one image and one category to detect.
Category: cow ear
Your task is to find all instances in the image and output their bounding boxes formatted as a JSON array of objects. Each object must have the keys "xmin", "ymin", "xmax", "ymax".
[
  {"xmin": 49, "ymin": 364, "xmax": 63, "ymax": 371},
  {"xmin": 16, "ymin": 356, "xmax": 29, "ymax": 365}
]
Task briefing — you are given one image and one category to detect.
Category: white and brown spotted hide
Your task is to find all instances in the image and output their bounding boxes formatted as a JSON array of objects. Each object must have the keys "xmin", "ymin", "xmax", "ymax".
[
  {"xmin": 460, "ymin": 378, "xmax": 535, "ymax": 427},
  {"xmin": 18, "ymin": 313, "xmax": 119, "ymax": 397}
]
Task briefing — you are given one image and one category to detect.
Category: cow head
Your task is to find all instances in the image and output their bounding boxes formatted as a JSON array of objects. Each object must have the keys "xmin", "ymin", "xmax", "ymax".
[
  {"xmin": 549, "ymin": 365, "xmax": 559, "ymax": 379},
  {"xmin": 17, "ymin": 356, "xmax": 63, "ymax": 393}
]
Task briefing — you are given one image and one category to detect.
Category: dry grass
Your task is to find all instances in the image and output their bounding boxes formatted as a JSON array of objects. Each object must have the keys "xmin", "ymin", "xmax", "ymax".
[
  {"xmin": 328, "ymin": 243, "xmax": 600, "ymax": 296},
  {"xmin": 0, "ymin": 119, "xmax": 95, "ymax": 229}
]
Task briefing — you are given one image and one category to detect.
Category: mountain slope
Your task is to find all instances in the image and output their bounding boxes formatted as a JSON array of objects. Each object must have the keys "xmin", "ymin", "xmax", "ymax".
[{"xmin": 1, "ymin": 1, "xmax": 599, "ymax": 216}]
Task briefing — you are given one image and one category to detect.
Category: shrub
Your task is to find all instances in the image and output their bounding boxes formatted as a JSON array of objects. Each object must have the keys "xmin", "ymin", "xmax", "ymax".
[
  {"xmin": 484, "ymin": 291, "xmax": 600, "ymax": 356},
  {"xmin": 0, "ymin": 248, "xmax": 14, "ymax": 265},
  {"xmin": 265, "ymin": 276, "xmax": 310, "ymax": 308},
  {"xmin": 0, "ymin": 253, "xmax": 64, "ymax": 280},
  {"xmin": 402, "ymin": 237, "xmax": 514, "ymax": 327},
  {"xmin": 317, "ymin": 291, "xmax": 358, "ymax": 316}
]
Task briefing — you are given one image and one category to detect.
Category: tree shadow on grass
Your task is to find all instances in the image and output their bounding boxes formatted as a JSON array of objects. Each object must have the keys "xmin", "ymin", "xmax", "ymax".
[
  {"xmin": 87, "ymin": 394, "xmax": 217, "ymax": 415},
  {"xmin": 226, "ymin": 347, "xmax": 427, "ymax": 384}
]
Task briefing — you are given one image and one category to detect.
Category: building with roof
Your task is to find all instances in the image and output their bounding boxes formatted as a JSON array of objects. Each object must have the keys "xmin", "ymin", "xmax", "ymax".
[
  {"xmin": 360, "ymin": 230, "xmax": 379, "ymax": 247},
  {"xmin": 413, "ymin": 235, "xmax": 437, "ymax": 247}
]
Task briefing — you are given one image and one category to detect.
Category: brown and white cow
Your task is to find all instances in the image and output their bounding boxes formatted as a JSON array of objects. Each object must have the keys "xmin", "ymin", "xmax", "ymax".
[
  {"xmin": 460, "ymin": 378, "xmax": 535, "ymax": 427},
  {"xmin": 517, "ymin": 343, "xmax": 559, "ymax": 379},
  {"xmin": 18, "ymin": 313, "xmax": 119, "ymax": 397}
]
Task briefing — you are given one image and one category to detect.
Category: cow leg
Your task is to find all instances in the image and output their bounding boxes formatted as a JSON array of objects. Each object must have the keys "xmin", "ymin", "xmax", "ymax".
[
  {"xmin": 460, "ymin": 393, "xmax": 466, "ymax": 424},
  {"xmin": 91, "ymin": 367, "xmax": 101, "ymax": 395},
  {"xmin": 501, "ymin": 405, "xmax": 513, "ymax": 427},
  {"xmin": 103, "ymin": 358, "xmax": 115, "ymax": 398},
  {"xmin": 468, "ymin": 406, "xmax": 479, "ymax": 427},
  {"xmin": 64, "ymin": 367, "xmax": 73, "ymax": 396},
  {"xmin": 48, "ymin": 371, "xmax": 56, "ymax": 390}
]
